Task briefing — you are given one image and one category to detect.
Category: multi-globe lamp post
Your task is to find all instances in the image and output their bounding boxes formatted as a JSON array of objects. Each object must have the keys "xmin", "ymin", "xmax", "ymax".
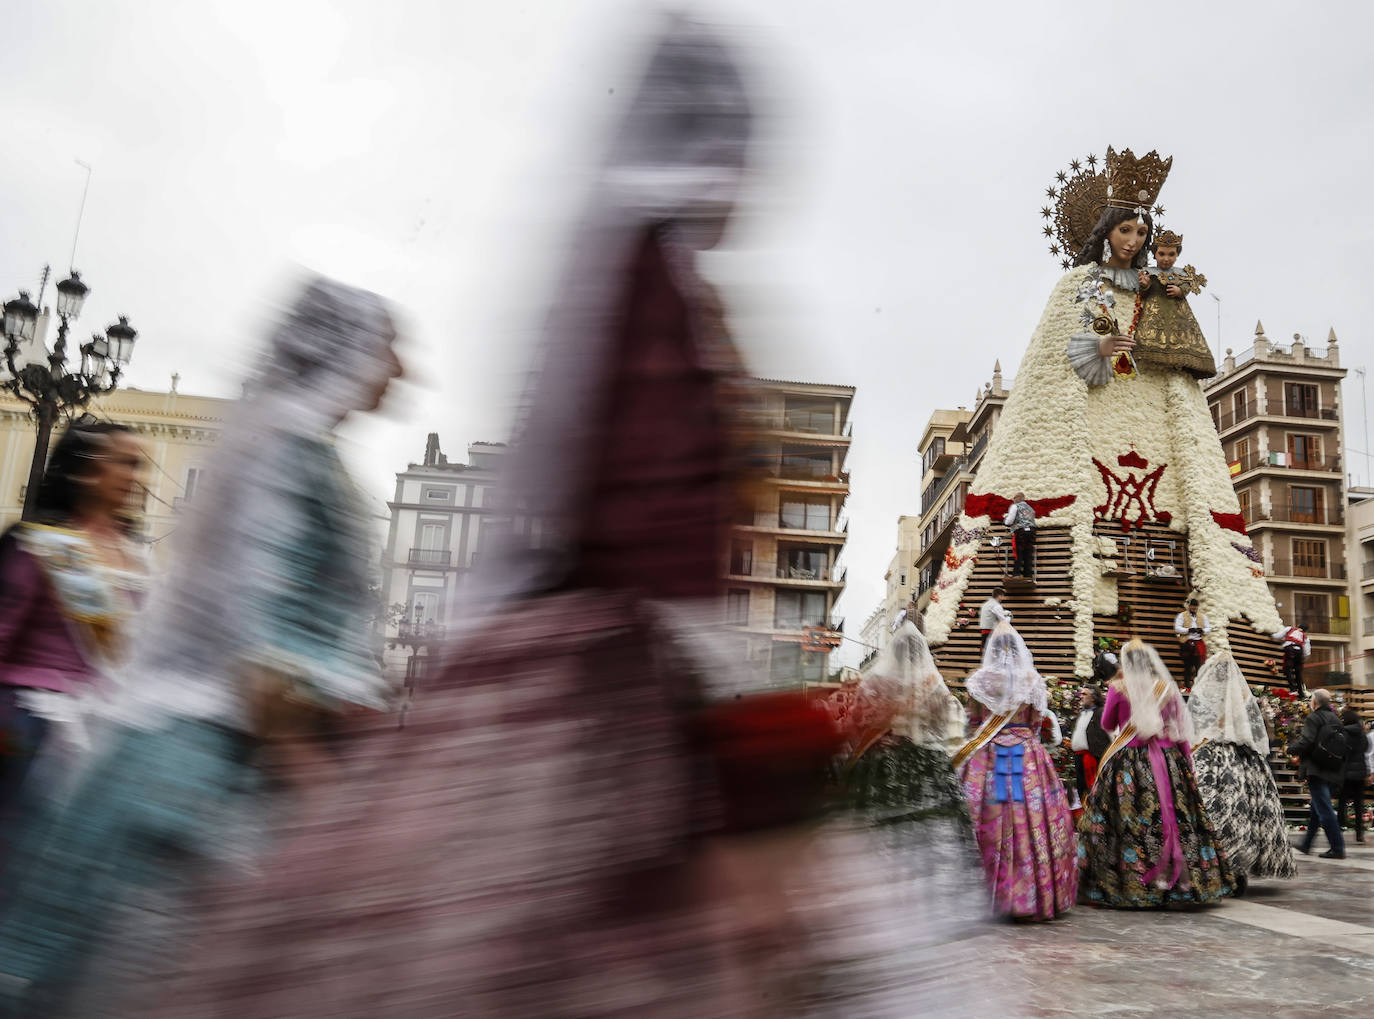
[{"xmin": 2, "ymin": 269, "xmax": 137, "ymax": 520}]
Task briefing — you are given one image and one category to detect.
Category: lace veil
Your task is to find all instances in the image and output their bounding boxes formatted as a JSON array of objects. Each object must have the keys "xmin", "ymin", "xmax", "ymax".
[
  {"xmin": 1187, "ymin": 653, "xmax": 1268, "ymax": 755},
  {"xmin": 850, "ymin": 619, "xmax": 965, "ymax": 746},
  {"xmin": 1119, "ymin": 639, "xmax": 1194, "ymax": 745},
  {"xmin": 965, "ymin": 622, "xmax": 1047, "ymax": 717}
]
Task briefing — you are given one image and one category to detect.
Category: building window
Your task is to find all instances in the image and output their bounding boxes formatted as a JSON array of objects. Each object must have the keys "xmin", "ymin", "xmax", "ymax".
[
  {"xmin": 774, "ymin": 590, "xmax": 827, "ymax": 629},
  {"xmin": 1292, "ymin": 538, "xmax": 1328, "ymax": 578},
  {"xmin": 1209, "ymin": 402, "xmax": 1220, "ymax": 430},
  {"xmin": 1237, "ymin": 489, "xmax": 1252, "ymax": 521},
  {"xmin": 726, "ymin": 589, "xmax": 749, "ymax": 624},
  {"xmin": 778, "ymin": 446, "xmax": 832, "ymax": 480},
  {"xmin": 1294, "ymin": 592, "xmax": 1327, "ymax": 632},
  {"xmin": 1288, "ymin": 485, "xmax": 1324, "ymax": 524},
  {"xmin": 1232, "ymin": 389, "xmax": 1247, "ymax": 421},
  {"xmin": 729, "ymin": 541, "xmax": 753, "ymax": 576},
  {"xmin": 1234, "ymin": 437, "xmax": 1250, "ymax": 466},
  {"xmin": 921, "ymin": 437, "xmax": 946, "ymax": 476},
  {"xmin": 780, "ymin": 497, "xmax": 830, "ymax": 531},
  {"xmin": 1285, "ymin": 382, "xmax": 1319, "ymax": 418},
  {"xmin": 780, "ymin": 546, "xmax": 827, "ymax": 579},
  {"xmin": 1287, "ymin": 433, "xmax": 1321, "ymax": 470},
  {"xmin": 782, "ymin": 398, "xmax": 835, "ymax": 435},
  {"xmin": 769, "ymin": 642, "xmax": 825, "ymax": 684},
  {"xmin": 185, "ymin": 467, "xmax": 203, "ymax": 501}
]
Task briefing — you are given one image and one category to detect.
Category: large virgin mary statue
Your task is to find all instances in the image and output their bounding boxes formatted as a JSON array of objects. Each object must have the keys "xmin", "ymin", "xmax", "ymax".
[{"xmin": 925, "ymin": 149, "xmax": 1279, "ymax": 678}]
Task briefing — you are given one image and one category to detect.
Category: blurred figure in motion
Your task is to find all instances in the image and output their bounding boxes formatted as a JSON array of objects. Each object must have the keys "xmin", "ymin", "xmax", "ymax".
[
  {"xmin": 0, "ymin": 420, "xmax": 147, "ymax": 850},
  {"xmin": 143, "ymin": 19, "xmax": 918, "ymax": 1019},
  {"xmin": 956, "ymin": 622, "xmax": 1077, "ymax": 921},
  {"xmin": 0, "ymin": 278, "xmax": 402, "ymax": 1016}
]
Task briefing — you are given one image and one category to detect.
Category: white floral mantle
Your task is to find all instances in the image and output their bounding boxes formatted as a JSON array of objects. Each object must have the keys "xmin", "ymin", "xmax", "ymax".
[{"xmin": 926, "ymin": 265, "xmax": 1280, "ymax": 675}]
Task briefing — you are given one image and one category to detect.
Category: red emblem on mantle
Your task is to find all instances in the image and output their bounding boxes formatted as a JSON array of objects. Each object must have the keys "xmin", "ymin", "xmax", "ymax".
[{"xmin": 1093, "ymin": 453, "xmax": 1171, "ymax": 531}]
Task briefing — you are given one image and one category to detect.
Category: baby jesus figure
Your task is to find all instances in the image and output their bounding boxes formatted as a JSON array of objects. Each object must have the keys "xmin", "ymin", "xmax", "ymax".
[{"xmin": 1133, "ymin": 229, "xmax": 1216, "ymax": 378}]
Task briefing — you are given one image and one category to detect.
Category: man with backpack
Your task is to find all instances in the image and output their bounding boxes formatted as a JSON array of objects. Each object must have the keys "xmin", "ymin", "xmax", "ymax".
[{"xmin": 1289, "ymin": 688, "xmax": 1348, "ymax": 859}]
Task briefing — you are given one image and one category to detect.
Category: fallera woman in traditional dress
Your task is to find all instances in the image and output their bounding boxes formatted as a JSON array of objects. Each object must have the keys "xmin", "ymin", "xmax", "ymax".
[
  {"xmin": 956, "ymin": 621, "xmax": 1077, "ymax": 920},
  {"xmin": 1188, "ymin": 652, "xmax": 1296, "ymax": 891},
  {"xmin": 0, "ymin": 420, "xmax": 148, "ymax": 839},
  {"xmin": 829, "ymin": 603, "xmax": 981, "ymax": 904},
  {"xmin": 1078, "ymin": 639, "xmax": 1236, "ymax": 907},
  {"xmin": 924, "ymin": 148, "xmax": 1279, "ymax": 677},
  {"xmin": 0, "ymin": 277, "xmax": 403, "ymax": 1016}
]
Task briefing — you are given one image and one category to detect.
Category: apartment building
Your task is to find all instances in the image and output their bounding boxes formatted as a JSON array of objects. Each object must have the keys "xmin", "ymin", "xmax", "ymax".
[
  {"xmin": 1349, "ymin": 487, "xmax": 1374, "ymax": 685},
  {"xmin": 913, "ymin": 364, "xmax": 1010, "ymax": 611},
  {"xmin": 726, "ymin": 379, "xmax": 853, "ymax": 686},
  {"xmin": 1204, "ymin": 324, "xmax": 1351, "ymax": 679},
  {"xmin": 379, "ymin": 435, "xmax": 508, "ymax": 681}
]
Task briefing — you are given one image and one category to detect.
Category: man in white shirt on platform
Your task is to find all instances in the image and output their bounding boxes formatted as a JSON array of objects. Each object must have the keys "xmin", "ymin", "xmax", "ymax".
[
  {"xmin": 979, "ymin": 587, "xmax": 1011, "ymax": 652},
  {"xmin": 1173, "ymin": 597, "xmax": 1210, "ymax": 688}
]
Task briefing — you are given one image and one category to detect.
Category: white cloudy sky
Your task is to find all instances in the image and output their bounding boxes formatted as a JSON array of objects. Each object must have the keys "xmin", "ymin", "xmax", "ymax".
[{"xmin": 3, "ymin": 0, "xmax": 1372, "ymax": 637}]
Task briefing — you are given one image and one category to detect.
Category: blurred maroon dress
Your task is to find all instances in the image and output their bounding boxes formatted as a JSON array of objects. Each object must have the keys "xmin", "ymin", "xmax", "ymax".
[{"xmin": 151, "ymin": 225, "xmax": 754, "ymax": 1017}]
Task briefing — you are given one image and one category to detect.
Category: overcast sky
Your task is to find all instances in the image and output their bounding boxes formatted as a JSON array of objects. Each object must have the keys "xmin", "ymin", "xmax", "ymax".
[{"xmin": 3, "ymin": 0, "xmax": 1372, "ymax": 642}]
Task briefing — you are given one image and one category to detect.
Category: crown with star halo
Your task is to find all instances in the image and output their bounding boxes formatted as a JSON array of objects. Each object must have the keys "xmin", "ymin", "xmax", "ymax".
[{"xmin": 1039, "ymin": 147, "xmax": 1172, "ymax": 269}]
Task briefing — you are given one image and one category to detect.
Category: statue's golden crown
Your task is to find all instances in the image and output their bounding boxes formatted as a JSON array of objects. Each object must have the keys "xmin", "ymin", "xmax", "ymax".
[
  {"xmin": 1153, "ymin": 229, "xmax": 1184, "ymax": 251},
  {"xmin": 1039, "ymin": 147, "xmax": 1173, "ymax": 269},
  {"xmin": 1104, "ymin": 147, "xmax": 1172, "ymax": 212}
]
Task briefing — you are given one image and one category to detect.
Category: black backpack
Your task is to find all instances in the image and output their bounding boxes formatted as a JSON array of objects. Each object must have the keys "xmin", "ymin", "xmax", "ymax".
[{"xmin": 1311, "ymin": 713, "xmax": 1353, "ymax": 772}]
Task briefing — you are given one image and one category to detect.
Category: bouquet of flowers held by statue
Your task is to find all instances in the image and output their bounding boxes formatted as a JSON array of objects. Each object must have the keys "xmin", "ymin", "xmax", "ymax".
[{"xmin": 1076, "ymin": 267, "xmax": 1139, "ymax": 376}]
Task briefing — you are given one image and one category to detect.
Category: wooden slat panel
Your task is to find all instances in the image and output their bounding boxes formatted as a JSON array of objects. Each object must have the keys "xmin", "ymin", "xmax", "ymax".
[{"xmin": 932, "ymin": 521, "xmax": 1283, "ymax": 688}]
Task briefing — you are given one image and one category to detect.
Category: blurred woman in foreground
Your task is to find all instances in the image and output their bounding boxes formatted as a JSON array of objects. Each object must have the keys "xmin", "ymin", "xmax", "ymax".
[
  {"xmin": 0, "ymin": 420, "xmax": 147, "ymax": 840},
  {"xmin": 0, "ymin": 277, "xmax": 402, "ymax": 1016}
]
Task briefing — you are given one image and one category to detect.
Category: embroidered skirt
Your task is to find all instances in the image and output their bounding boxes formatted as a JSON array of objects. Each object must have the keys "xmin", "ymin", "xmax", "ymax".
[
  {"xmin": 960, "ymin": 729, "xmax": 1077, "ymax": 920},
  {"xmin": 1077, "ymin": 743, "xmax": 1236, "ymax": 907},
  {"xmin": 1192, "ymin": 741, "xmax": 1296, "ymax": 880}
]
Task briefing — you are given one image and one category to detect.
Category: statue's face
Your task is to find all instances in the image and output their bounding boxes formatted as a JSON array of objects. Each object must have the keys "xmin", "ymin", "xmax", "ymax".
[
  {"xmin": 1155, "ymin": 245, "xmax": 1179, "ymax": 269},
  {"xmin": 1107, "ymin": 219, "xmax": 1149, "ymax": 264}
]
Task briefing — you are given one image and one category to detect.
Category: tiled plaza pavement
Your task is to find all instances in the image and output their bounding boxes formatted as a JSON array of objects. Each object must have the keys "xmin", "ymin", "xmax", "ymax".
[{"xmin": 982, "ymin": 836, "xmax": 1374, "ymax": 1017}]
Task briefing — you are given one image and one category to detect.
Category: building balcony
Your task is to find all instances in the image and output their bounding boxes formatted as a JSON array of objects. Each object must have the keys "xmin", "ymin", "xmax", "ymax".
[
  {"xmin": 768, "ymin": 466, "xmax": 851, "ymax": 490},
  {"xmin": 967, "ymin": 431, "xmax": 990, "ymax": 466},
  {"xmin": 724, "ymin": 563, "xmax": 846, "ymax": 588},
  {"xmin": 1216, "ymin": 403, "xmax": 1339, "ymax": 434},
  {"xmin": 1245, "ymin": 502, "xmax": 1345, "ymax": 528},
  {"xmin": 773, "ymin": 414, "xmax": 851, "ymax": 443},
  {"xmin": 921, "ymin": 457, "xmax": 969, "ymax": 514},
  {"xmin": 1295, "ymin": 615, "xmax": 1350, "ymax": 637},
  {"xmin": 1232, "ymin": 451, "xmax": 1341, "ymax": 478},
  {"xmin": 1267, "ymin": 559, "xmax": 1348, "ymax": 582},
  {"xmin": 407, "ymin": 547, "xmax": 452, "ymax": 566},
  {"xmin": 395, "ymin": 619, "xmax": 446, "ymax": 644},
  {"xmin": 1363, "ymin": 561, "xmax": 1374, "ymax": 586}
]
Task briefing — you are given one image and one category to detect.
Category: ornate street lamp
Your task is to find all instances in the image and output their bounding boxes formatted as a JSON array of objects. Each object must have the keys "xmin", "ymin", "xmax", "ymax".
[{"xmin": 2, "ymin": 267, "xmax": 137, "ymax": 520}]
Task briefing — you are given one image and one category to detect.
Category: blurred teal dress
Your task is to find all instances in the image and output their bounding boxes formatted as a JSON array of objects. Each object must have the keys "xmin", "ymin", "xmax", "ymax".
[{"xmin": 0, "ymin": 279, "xmax": 395, "ymax": 1017}]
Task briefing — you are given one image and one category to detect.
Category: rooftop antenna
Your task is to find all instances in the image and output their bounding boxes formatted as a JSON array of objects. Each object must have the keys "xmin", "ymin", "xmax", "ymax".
[{"xmin": 69, "ymin": 159, "xmax": 93, "ymax": 270}]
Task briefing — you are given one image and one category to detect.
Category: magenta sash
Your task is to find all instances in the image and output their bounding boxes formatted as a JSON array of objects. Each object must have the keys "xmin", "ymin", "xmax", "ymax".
[{"xmin": 1135, "ymin": 737, "xmax": 1186, "ymax": 888}]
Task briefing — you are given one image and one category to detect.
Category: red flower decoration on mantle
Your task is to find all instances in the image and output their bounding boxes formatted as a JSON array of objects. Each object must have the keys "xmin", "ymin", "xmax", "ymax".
[
  {"xmin": 1211, "ymin": 510, "xmax": 1248, "ymax": 535},
  {"xmin": 964, "ymin": 492, "xmax": 1077, "ymax": 520}
]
